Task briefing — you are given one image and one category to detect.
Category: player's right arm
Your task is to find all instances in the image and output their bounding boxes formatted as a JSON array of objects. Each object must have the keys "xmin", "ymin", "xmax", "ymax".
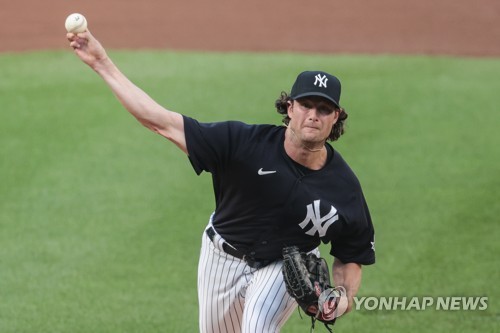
[{"xmin": 67, "ymin": 31, "xmax": 187, "ymax": 154}]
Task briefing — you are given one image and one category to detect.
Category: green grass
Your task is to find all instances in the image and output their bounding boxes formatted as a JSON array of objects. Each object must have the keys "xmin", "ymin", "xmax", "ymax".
[{"xmin": 0, "ymin": 50, "xmax": 498, "ymax": 332}]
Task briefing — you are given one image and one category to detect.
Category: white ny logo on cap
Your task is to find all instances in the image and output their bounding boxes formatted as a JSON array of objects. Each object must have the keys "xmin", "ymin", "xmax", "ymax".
[{"xmin": 314, "ymin": 74, "xmax": 328, "ymax": 88}]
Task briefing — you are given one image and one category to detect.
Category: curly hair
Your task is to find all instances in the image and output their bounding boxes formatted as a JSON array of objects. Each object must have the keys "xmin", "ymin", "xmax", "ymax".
[{"xmin": 274, "ymin": 92, "xmax": 348, "ymax": 141}]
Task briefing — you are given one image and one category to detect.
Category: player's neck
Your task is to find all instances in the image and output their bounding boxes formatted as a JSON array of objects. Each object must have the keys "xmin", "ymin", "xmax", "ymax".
[{"xmin": 284, "ymin": 127, "xmax": 327, "ymax": 170}]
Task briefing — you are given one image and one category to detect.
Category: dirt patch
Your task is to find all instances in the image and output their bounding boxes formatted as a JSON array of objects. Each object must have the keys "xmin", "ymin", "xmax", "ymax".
[{"xmin": 1, "ymin": 0, "xmax": 499, "ymax": 56}]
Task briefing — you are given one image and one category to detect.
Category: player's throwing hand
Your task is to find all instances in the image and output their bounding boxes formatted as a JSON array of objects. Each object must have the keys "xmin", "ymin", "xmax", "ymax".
[{"xmin": 67, "ymin": 30, "xmax": 109, "ymax": 68}]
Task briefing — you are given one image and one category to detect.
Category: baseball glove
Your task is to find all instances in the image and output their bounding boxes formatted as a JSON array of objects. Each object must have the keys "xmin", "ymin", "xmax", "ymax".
[{"xmin": 282, "ymin": 246, "xmax": 343, "ymax": 332}]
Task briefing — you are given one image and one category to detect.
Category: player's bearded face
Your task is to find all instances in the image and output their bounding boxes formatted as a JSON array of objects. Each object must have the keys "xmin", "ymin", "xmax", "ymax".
[{"xmin": 287, "ymin": 97, "xmax": 339, "ymax": 146}]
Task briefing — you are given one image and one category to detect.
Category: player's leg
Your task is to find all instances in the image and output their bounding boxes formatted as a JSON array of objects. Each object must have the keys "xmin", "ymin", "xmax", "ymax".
[
  {"xmin": 241, "ymin": 261, "xmax": 297, "ymax": 333},
  {"xmin": 198, "ymin": 230, "xmax": 249, "ymax": 333}
]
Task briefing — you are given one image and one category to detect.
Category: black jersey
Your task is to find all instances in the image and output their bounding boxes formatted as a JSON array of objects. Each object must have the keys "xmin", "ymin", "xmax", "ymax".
[{"xmin": 183, "ymin": 116, "xmax": 375, "ymax": 265}]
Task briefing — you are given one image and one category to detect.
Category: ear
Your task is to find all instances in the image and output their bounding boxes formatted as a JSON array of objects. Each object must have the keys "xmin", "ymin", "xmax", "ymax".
[
  {"xmin": 287, "ymin": 100, "xmax": 294, "ymax": 119},
  {"xmin": 332, "ymin": 109, "xmax": 340, "ymax": 125}
]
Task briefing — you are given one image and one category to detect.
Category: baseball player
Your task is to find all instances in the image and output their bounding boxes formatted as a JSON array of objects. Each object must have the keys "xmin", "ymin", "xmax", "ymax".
[{"xmin": 67, "ymin": 30, "xmax": 375, "ymax": 333}]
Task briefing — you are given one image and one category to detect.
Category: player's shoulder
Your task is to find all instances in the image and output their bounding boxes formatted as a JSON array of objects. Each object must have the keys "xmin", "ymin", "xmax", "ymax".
[
  {"xmin": 183, "ymin": 115, "xmax": 279, "ymax": 132},
  {"xmin": 329, "ymin": 147, "xmax": 362, "ymax": 188},
  {"xmin": 245, "ymin": 122, "xmax": 284, "ymax": 139},
  {"xmin": 183, "ymin": 115, "xmax": 284, "ymax": 145},
  {"xmin": 206, "ymin": 119, "xmax": 283, "ymax": 140}
]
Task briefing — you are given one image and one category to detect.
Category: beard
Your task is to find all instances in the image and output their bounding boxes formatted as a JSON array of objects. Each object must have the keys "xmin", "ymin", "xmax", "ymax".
[{"xmin": 288, "ymin": 126, "xmax": 327, "ymax": 152}]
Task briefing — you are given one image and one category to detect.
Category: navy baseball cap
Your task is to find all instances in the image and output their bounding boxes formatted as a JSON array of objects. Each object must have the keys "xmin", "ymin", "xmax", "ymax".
[{"xmin": 290, "ymin": 71, "xmax": 341, "ymax": 108}]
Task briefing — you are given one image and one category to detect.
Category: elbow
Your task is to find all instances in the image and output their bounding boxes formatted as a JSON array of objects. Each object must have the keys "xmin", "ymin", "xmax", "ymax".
[
  {"xmin": 137, "ymin": 117, "xmax": 166, "ymax": 135},
  {"xmin": 148, "ymin": 124, "xmax": 163, "ymax": 134},
  {"xmin": 134, "ymin": 113, "xmax": 175, "ymax": 140},
  {"xmin": 145, "ymin": 122, "xmax": 177, "ymax": 142}
]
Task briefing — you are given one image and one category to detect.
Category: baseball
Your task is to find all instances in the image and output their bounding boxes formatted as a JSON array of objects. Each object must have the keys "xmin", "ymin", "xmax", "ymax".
[{"xmin": 65, "ymin": 13, "xmax": 88, "ymax": 33}]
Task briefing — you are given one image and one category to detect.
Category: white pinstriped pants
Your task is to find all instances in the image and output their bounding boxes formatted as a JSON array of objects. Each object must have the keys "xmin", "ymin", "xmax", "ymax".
[{"xmin": 198, "ymin": 227, "xmax": 298, "ymax": 333}]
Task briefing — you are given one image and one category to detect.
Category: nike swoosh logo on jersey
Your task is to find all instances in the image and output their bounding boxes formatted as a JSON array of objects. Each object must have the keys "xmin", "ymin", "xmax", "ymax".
[{"xmin": 258, "ymin": 168, "xmax": 277, "ymax": 175}]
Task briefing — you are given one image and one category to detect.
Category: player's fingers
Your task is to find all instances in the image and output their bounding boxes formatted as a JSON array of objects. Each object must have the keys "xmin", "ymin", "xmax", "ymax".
[
  {"xmin": 76, "ymin": 30, "xmax": 92, "ymax": 41},
  {"xmin": 67, "ymin": 31, "xmax": 90, "ymax": 43},
  {"xmin": 69, "ymin": 40, "xmax": 81, "ymax": 49},
  {"xmin": 66, "ymin": 32, "xmax": 77, "ymax": 42},
  {"xmin": 66, "ymin": 33, "xmax": 87, "ymax": 48}
]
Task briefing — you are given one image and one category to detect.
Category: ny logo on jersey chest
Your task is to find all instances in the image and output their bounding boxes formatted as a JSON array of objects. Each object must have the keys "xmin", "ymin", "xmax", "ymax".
[{"xmin": 299, "ymin": 200, "xmax": 338, "ymax": 237}]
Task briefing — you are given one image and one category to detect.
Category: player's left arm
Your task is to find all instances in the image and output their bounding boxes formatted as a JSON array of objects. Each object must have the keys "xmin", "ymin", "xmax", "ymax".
[{"xmin": 332, "ymin": 258, "xmax": 362, "ymax": 314}]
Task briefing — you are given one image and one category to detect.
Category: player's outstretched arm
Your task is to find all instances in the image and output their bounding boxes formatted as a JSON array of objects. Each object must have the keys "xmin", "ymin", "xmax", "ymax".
[{"xmin": 67, "ymin": 30, "xmax": 187, "ymax": 154}]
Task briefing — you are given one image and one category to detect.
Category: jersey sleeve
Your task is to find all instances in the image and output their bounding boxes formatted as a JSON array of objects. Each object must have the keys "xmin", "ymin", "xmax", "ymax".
[
  {"xmin": 183, "ymin": 115, "xmax": 247, "ymax": 175},
  {"xmin": 329, "ymin": 194, "xmax": 375, "ymax": 265}
]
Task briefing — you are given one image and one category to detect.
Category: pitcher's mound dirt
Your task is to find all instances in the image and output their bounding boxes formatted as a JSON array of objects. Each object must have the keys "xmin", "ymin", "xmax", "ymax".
[{"xmin": 1, "ymin": 0, "xmax": 499, "ymax": 56}]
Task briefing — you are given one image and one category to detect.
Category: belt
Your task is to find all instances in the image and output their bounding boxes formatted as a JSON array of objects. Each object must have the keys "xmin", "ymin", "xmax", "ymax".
[
  {"xmin": 205, "ymin": 226, "xmax": 245, "ymax": 260},
  {"xmin": 205, "ymin": 226, "xmax": 274, "ymax": 269}
]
